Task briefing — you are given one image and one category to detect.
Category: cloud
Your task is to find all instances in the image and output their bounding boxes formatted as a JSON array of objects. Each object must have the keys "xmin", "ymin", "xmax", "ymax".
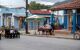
[
  {"xmin": 29, "ymin": 0, "xmax": 65, "ymax": 3},
  {"xmin": 40, "ymin": 0, "xmax": 65, "ymax": 2},
  {"xmin": 37, "ymin": 1, "xmax": 54, "ymax": 5},
  {"xmin": 0, "ymin": 0, "xmax": 65, "ymax": 8},
  {"xmin": 0, "ymin": 0, "xmax": 26, "ymax": 8}
]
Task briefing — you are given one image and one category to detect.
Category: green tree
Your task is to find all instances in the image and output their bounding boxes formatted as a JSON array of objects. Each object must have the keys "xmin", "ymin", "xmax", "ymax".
[{"xmin": 29, "ymin": 1, "xmax": 51, "ymax": 10}]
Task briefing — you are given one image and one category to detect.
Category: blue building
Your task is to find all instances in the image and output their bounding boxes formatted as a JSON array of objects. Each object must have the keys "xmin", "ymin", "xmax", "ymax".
[
  {"xmin": 51, "ymin": 0, "xmax": 80, "ymax": 33},
  {"xmin": 0, "ymin": 7, "xmax": 26, "ymax": 29},
  {"xmin": 27, "ymin": 9, "xmax": 51, "ymax": 30}
]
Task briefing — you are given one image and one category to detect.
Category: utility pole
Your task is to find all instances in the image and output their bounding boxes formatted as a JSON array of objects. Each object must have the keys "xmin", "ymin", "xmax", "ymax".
[{"xmin": 25, "ymin": 0, "xmax": 29, "ymax": 34}]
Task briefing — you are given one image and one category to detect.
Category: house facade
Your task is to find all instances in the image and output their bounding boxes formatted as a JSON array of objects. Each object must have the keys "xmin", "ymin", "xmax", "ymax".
[
  {"xmin": 28, "ymin": 9, "xmax": 51, "ymax": 30},
  {"xmin": 0, "ymin": 7, "xmax": 26, "ymax": 29},
  {"xmin": 51, "ymin": 0, "xmax": 80, "ymax": 33}
]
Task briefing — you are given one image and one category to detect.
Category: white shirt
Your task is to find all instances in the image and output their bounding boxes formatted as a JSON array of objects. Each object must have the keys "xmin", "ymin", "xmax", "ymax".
[{"xmin": 10, "ymin": 30, "xmax": 14, "ymax": 33}]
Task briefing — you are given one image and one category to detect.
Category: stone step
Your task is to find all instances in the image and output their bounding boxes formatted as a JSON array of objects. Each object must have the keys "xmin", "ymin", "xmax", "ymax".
[{"xmin": 54, "ymin": 30, "xmax": 71, "ymax": 35}]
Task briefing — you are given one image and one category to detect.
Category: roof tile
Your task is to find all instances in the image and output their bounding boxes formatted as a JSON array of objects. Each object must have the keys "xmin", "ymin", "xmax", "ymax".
[
  {"xmin": 30, "ymin": 10, "xmax": 51, "ymax": 15},
  {"xmin": 52, "ymin": 0, "xmax": 80, "ymax": 10}
]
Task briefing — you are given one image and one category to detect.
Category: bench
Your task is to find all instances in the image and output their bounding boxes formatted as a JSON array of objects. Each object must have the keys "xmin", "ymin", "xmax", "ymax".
[{"xmin": 5, "ymin": 29, "xmax": 20, "ymax": 39}]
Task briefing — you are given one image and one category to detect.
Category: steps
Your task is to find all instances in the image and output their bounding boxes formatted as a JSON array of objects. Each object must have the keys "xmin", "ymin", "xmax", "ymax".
[{"xmin": 54, "ymin": 29, "xmax": 71, "ymax": 35}]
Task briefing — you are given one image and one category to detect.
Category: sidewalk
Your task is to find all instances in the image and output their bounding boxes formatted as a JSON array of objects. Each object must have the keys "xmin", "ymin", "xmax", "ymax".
[
  {"xmin": 19, "ymin": 30, "xmax": 74, "ymax": 39},
  {"xmin": 26, "ymin": 34, "xmax": 73, "ymax": 39}
]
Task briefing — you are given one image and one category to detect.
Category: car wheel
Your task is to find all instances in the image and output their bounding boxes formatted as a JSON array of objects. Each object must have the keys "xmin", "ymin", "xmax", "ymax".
[{"xmin": 73, "ymin": 33, "xmax": 80, "ymax": 40}]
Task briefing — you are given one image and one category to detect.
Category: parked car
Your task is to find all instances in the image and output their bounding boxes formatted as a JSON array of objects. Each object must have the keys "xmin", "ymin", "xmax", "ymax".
[{"xmin": 73, "ymin": 25, "xmax": 80, "ymax": 40}]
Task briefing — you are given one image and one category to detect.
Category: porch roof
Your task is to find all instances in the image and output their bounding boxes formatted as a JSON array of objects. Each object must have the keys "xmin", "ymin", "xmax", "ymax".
[{"xmin": 51, "ymin": 0, "xmax": 80, "ymax": 10}]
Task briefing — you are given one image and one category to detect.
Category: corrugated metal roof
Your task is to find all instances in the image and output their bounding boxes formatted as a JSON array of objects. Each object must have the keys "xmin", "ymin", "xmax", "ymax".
[{"xmin": 0, "ymin": 8, "xmax": 26, "ymax": 16}]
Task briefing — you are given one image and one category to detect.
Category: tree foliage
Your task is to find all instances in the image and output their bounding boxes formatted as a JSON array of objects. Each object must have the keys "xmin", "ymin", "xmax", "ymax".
[{"xmin": 29, "ymin": 1, "xmax": 51, "ymax": 10}]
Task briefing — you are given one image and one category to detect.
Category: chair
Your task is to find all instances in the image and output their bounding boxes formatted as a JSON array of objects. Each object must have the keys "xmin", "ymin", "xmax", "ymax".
[
  {"xmin": 14, "ymin": 30, "xmax": 20, "ymax": 38},
  {"xmin": 5, "ymin": 29, "xmax": 10, "ymax": 38}
]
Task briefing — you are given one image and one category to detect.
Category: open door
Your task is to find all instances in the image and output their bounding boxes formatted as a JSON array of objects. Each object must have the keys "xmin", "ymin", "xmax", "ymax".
[
  {"xmin": 76, "ymin": 9, "xmax": 80, "ymax": 31},
  {"xmin": 3, "ymin": 13, "xmax": 12, "ymax": 27}
]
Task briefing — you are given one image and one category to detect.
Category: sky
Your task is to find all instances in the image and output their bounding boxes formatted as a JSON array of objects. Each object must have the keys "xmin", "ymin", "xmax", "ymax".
[
  {"xmin": 0, "ymin": 0, "xmax": 65, "ymax": 8},
  {"xmin": 0, "ymin": 0, "xmax": 26, "ymax": 8}
]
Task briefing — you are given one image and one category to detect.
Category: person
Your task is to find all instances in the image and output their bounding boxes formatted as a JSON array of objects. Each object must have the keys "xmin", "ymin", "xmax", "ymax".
[
  {"xmin": 5, "ymin": 28, "xmax": 10, "ymax": 38},
  {"xmin": 10, "ymin": 29, "xmax": 14, "ymax": 38},
  {"xmin": 14, "ymin": 29, "xmax": 20, "ymax": 38},
  {"xmin": 0, "ymin": 29, "xmax": 2, "ymax": 40},
  {"xmin": 43, "ymin": 24, "xmax": 52, "ymax": 35},
  {"xmin": 44, "ymin": 20, "xmax": 47, "ymax": 26},
  {"xmin": 45, "ymin": 24, "xmax": 51, "ymax": 29},
  {"xmin": 50, "ymin": 23, "xmax": 54, "ymax": 35}
]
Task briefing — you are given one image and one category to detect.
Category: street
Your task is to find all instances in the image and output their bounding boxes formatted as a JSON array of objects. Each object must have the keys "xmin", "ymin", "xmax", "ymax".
[{"xmin": 0, "ymin": 35, "xmax": 80, "ymax": 50}]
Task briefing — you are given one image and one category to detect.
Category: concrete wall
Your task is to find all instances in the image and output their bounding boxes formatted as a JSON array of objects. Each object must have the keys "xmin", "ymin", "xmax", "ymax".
[
  {"xmin": 77, "ymin": 15, "xmax": 80, "ymax": 26},
  {"xmin": 77, "ymin": 9, "xmax": 80, "ymax": 26},
  {"xmin": 0, "ymin": 16, "xmax": 2, "ymax": 27},
  {"xmin": 28, "ymin": 19, "xmax": 44, "ymax": 30},
  {"xmin": 14, "ymin": 17, "xmax": 19, "ymax": 29}
]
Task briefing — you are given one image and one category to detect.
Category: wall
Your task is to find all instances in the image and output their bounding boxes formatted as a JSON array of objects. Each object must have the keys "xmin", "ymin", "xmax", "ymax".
[
  {"xmin": 28, "ymin": 19, "xmax": 44, "ymax": 30},
  {"xmin": 14, "ymin": 17, "xmax": 19, "ymax": 29},
  {"xmin": 77, "ymin": 9, "xmax": 80, "ymax": 26},
  {"xmin": 0, "ymin": 16, "xmax": 2, "ymax": 27},
  {"xmin": 77, "ymin": 16, "xmax": 80, "ymax": 26},
  {"xmin": 54, "ymin": 10, "xmax": 64, "ymax": 25},
  {"xmin": 0, "ymin": 8, "xmax": 26, "ymax": 29}
]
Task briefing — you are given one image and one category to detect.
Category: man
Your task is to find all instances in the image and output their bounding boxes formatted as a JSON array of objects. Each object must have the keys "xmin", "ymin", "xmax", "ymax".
[
  {"xmin": 50, "ymin": 23, "xmax": 54, "ymax": 35},
  {"xmin": 44, "ymin": 24, "xmax": 54, "ymax": 35},
  {"xmin": 10, "ymin": 29, "xmax": 14, "ymax": 38},
  {"xmin": 0, "ymin": 29, "xmax": 2, "ymax": 40}
]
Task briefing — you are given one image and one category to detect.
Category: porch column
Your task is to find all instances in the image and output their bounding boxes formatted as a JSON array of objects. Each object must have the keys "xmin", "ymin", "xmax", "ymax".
[
  {"xmin": 72, "ymin": 9, "xmax": 77, "ymax": 33},
  {"xmin": 1, "ymin": 14, "xmax": 3, "ymax": 26},
  {"xmin": 64, "ymin": 9, "xmax": 68, "ymax": 29},
  {"xmin": 19, "ymin": 17, "xmax": 22, "ymax": 29},
  {"xmin": 6, "ymin": 17, "xmax": 8, "ymax": 26},
  {"xmin": 50, "ymin": 11, "xmax": 54, "ymax": 24},
  {"xmin": 11, "ymin": 14, "xmax": 14, "ymax": 26}
]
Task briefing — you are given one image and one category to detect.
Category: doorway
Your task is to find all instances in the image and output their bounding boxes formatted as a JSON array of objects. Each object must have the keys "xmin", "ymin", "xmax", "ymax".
[
  {"xmin": 3, "ymin": 13, "xmax": 12, "ymax": 27},
  {"xmin": 67, "ymin": 10, "xmax": 73, "ymax": 31},
  {"xmin": 76, "ymin": 9, "xmax": 80, "ymax": 31}
]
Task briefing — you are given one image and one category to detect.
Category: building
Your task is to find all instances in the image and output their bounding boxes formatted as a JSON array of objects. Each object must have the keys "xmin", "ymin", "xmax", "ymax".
[
  {"xmin": 51, "ymin": 0, "xmax": 80, "ymax": 33},
  {"xmin": 0, "ymin": 7, "xmax": 26, "ymax": 29},
  {"xmin": 28, "ymin": 9, "xmax": 51, "ymax": 30}
]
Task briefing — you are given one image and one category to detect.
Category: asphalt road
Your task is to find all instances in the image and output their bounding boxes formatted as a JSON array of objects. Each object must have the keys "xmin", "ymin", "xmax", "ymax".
[{"xmin": 0, "ymin": 35, "xmax": 80, "ymax": 50}]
